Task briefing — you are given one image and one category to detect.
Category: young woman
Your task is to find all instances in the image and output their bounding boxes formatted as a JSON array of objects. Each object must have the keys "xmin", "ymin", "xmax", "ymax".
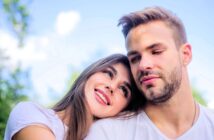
[{"xmin": 4, "ymin": 54, "xmax": 145, "ymax": 140}]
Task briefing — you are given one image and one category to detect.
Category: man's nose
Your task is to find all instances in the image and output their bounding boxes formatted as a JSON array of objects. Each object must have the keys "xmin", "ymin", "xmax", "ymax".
[{"xmin": 138, "ymin": 55, "xmax": 153, "ymax": 70}]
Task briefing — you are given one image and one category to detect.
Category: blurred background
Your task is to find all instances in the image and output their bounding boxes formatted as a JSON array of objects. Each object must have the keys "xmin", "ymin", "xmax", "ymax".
[{"xmin": 1, "ymin": 0, "xmax": 214, "ymax": 139}]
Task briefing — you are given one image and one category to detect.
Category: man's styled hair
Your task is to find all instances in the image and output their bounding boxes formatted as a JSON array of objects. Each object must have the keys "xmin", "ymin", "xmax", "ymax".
[{"xmin": 118, "ymin": 6, "xmax": 187, "ymax": 47}]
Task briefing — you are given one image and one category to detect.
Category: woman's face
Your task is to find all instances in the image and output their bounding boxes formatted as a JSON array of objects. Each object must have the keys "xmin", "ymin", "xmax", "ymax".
[{"xmin": 84, "ymin": 63, "xmax": 132, "ymax": 118}]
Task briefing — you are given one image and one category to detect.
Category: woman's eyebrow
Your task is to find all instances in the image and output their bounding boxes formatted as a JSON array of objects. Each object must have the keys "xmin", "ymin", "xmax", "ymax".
[
  {"xmin": 124, "ymin": 82, "xmax": 131, "ymax": 91},
  {"xmin": 108, "ymin": 66, "xmax": 117, "ymax": 75},
  {"xmin": 109, "ymin": 65, "xmax": 131, "ymax": 90}
]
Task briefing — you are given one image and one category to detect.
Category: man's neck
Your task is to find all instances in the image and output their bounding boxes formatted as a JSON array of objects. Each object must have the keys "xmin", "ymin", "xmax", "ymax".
[{"xmin": 144, "ymin": 89, "xmax": 199, "ymax": 139}]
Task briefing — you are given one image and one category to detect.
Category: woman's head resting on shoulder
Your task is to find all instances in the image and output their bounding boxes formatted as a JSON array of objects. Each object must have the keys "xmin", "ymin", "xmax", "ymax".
[
  {"xmin": 54, "ymin": 54, "xmax": 143, "ymax": 118},
  {"xmin": 84, "ymin": 55, "xmax": 132, "ymax": 118},
  {"xmin": 53, "ymin": 53, "xmax": 145, "ymax": 140}
]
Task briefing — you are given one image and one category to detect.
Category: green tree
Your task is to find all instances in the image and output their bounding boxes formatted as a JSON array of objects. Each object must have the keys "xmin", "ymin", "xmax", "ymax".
[
  {"xmin": 66, "ymin": 71, "xmax": 80, "ymax": 90},
  {"xmin": 192, "ymin": 87, "xmax": 207, "ymax": 106},
  {"xmin": 0, "ymin": 0, "xmax": 31, "ymax": 139},
  {"xmin": 1, "ymin": 0, "xmax": 30, "ymax": 47},
  {"xmin": 0, "ymin": 69, "xmax": 29, "ymax": 138}
]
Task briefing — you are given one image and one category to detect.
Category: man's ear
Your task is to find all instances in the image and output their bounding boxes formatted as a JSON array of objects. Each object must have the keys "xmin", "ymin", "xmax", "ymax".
[{"xmin": 180, "ymin": 43, "xmax": 192, "ymax": 66}]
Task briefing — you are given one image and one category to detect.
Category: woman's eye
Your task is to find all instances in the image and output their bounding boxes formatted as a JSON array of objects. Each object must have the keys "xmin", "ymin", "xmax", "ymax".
[
  {"xmin": 119, "ymin": 86, "xmax": 130, "ymax": 98},
  {"xmin": 102, "ymin": 70, "xmax": 113, "ymax": 78}
]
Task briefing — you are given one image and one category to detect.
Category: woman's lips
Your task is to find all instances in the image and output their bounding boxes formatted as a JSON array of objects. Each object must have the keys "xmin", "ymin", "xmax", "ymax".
[{"xmin": 94, "ymin": 88, "xmax": 111, "ymax": 106}]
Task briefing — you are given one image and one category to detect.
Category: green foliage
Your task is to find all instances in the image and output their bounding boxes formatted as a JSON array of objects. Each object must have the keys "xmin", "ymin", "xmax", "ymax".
[
  {"xmin": 0, "ymin": 68, "xmax": 28, "ymax": 139},
  {"xmin": 2, "ymin": 0, "xmax": 30, "ymax": 47},
  {"xmin": 67, "ymin": 71, "xmax": 80, "ymax": 89},
  {"xmin": 0, "ymin": 0, "xmax": 31, "ymax": 139},
  {"xmin": 192, "ymin": 87, "xmax": 207, "ymax": 106}
]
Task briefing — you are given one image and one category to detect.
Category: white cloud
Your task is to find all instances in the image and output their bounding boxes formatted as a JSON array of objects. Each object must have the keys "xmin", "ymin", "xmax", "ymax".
[
  {"xmin": 55, "ymin": 11, "xmax": 80, "ymax": 36},
  {"xmin": 0, "ymin": 30, "xmax": 47, "ymax": 69},
  {"xmin": 208, "ymin": 101, "xmax": 214, "ymax": 109},
  {"xmin": 39, "ymin": 36, "xmax": 50, "ymax": 47},
  {"xmin": 105, "ymin": 43, "xmax": 126, "ymax": 55}
]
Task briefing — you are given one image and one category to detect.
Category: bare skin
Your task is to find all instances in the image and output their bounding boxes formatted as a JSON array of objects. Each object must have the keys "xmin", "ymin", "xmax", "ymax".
[{"xmin": 13, "ymin": 125, "xmax": 55, "ymax": 140}]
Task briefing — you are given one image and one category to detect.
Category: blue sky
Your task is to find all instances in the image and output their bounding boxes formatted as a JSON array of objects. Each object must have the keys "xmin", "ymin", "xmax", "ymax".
[{"xmin": 1, "ymin": 0, "xmax": 214, "ymax": 107}]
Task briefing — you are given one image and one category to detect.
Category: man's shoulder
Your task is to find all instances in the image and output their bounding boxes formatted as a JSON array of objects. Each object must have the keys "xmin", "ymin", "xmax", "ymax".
[
  {"xmin": 85, "ymin": 112, "xmax": 157, "ymax": 140},
  {"xmin": 85, "ymin": 114, "xmax": 144, "ymax": 140},
  {"xmin": 200, "ymin": 104, "xmax": 214, "ymax": 119},
  {"xmin": 96, "ymin": 113, "xmax": 141, "ymax": 126},
  {"xmin": 90, "ymin": 112, "xmax": 147, "ymax": 131}
]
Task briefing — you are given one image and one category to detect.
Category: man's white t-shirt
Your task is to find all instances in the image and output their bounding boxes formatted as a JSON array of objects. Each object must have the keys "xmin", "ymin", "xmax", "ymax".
[
  {"xmin": 85, "ymin": 104, "xmax": 214, "ymax": 140},
  {"xmin": 4, "ymin": 102, "xmax": 67, "ymax": 140}
]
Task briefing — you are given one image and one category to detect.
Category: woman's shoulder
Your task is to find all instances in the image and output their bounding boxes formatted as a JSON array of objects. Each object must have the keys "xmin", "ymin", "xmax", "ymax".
[
  {"xmin": 9, "ymin": 101, "xmax": 57, "ymax": 130},
  {"xmin": 7, "ymin": 101, "xmax": 53, "ymax": 126},
  {"xmin": 5, "ymin": 101, "xmax": 57, "ymax": 140},
  {"xmin": 13, "ymin": 101, "xmax": 39, "ymax": 110},
  {"xmin": 11, "ymin": 101, "xmax": 48, "ymax": 118}
]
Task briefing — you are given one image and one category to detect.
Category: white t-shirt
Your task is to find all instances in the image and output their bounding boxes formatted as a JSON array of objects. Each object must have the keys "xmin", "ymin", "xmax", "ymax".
[
  {"xmin": 4, "ymin": 102, "xmax": 67, "ymax": 140},
  {"xmin": 85, "ymin": 105, "xmax": 214, "ymax": 140}
]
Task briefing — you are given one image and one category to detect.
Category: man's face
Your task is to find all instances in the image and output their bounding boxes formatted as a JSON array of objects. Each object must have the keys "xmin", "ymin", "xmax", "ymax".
[{"xmin": 126, "ymin": 21, "xmax": 183, "ymax": 104}]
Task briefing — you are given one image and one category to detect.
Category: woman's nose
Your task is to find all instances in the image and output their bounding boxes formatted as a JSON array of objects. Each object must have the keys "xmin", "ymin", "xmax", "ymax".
[{"xmin": 105, "ymin": 85, "xmax": 113, "ymax": 94}]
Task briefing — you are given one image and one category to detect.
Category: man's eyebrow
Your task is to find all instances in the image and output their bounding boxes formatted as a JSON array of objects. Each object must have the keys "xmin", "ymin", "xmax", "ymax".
[
  {"xmin": 127, "ymin": 51, "xmax": 138, "ymax": 57},
  {"xmin": 127, "ymin": 43, "xmax": 162, "ymax": 56},
  {"xmin": 147, "ymin": 43, "xmax": 162, "ymax": 50}
]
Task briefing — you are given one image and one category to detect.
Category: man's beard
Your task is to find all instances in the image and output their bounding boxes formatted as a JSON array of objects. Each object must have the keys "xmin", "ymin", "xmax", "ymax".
[{"xmin": 138, "ymin": 67, "xmax": 182, "ymax": 105}]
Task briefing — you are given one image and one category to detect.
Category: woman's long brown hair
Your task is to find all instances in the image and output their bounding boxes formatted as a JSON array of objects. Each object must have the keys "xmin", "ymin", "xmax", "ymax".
[{"xmin": 53, "ymin": 54, "xmax": 146, "ymax": 140}]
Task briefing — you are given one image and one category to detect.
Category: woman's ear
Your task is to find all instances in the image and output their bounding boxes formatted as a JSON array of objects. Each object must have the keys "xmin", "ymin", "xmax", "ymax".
[{"xmin": 180, "ymin": 43, "xmax": 192, "ymax": 66}]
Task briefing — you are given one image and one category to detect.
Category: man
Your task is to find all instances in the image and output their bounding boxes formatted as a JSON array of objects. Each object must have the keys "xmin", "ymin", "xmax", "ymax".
[{"xmin": 85, "ymin": 6, "xmax": 214, "ymax": 140}]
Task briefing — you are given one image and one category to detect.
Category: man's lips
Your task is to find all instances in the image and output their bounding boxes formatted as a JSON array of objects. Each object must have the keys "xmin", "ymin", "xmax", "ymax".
[
  {"xmin": 94, "ymin": 88, "xmax": 111, "ymax": 106},
  {"xmin": 140, "ymin": 75, "xmax": 159, "ymax": 85}
]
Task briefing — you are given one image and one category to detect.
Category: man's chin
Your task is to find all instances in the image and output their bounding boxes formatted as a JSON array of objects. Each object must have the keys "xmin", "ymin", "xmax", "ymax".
[{"xmin": 147, "ymin": 92, "xmax": 173, "ymax": 104}]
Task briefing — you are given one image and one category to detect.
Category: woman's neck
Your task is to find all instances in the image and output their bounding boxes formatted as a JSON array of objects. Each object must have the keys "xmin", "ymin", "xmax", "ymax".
[{"xmin": 56, "ymin": 109, "xmax": 70, "ymax": 126}]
